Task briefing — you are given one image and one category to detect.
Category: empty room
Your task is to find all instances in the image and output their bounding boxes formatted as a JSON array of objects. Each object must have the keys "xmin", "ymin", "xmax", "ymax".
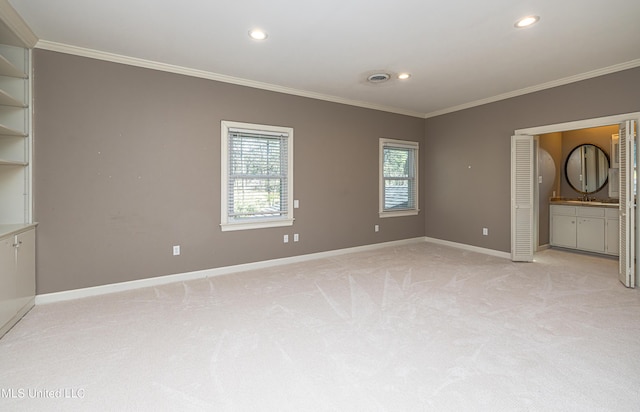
[{"xmin": 1, "ymin": 0, "xmax": 640, "ymax": 410}]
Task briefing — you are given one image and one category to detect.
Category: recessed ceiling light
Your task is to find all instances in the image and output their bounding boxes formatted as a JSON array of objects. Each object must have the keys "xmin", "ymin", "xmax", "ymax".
[
  {"xmin": 398, "ymin": 73, "xmax": 411, "ymax": 80},
  {"xmin": 249, "ymin": 29, "xmax": 268, "ymax": 40},
  {"xmin": 515, "ymin": 15, "xmax": 540, "ymax": 28}
]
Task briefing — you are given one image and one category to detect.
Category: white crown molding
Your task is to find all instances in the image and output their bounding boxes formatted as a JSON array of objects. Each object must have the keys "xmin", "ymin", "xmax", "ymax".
[
  {"xmin": 0, "ymin": 0, "xmax": 38, "ymax": 48},
  {"xmin": 31, "ymin": 40, "xmax": 640, "ymax": 122},
  {"xmin": 424, "ymin": 58, "xmax": 640, "ymax": 119},
  {"xmin": 35, "ymin": 40, "xmax": 425, "ymax": 119}
]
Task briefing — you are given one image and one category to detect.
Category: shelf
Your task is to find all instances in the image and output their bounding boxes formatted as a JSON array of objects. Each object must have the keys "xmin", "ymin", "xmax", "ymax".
[
  {"xmin": 0, "ymin": 223, "xmax": 37, "ymax": 239},
  {"xmin": 0, "ymin": 159, "xmax": 27, "ymax": 166},
  {"xmin": 0, "ymin": 88, "xmax": 26, "ymax": 108},
  {"xmin": 0, "ymin": 122, "xmax": 26, "ymax": 137},
  {"xmin": 0, "ymin": 42, "xmax": 31, "ymax": 228},
  {"xmin": 0, "ymin": 53, "xmax": 26, "ymax": 79}
]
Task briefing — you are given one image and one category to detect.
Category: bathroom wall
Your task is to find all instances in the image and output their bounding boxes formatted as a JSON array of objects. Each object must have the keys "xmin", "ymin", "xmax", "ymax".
[
  {"xmin": 538, "ymin": 133, "xmax": 562, "ymax": 246},
  {"xmin": 560, "ymin": 125, "xmax": 618, "ymax": 199}
]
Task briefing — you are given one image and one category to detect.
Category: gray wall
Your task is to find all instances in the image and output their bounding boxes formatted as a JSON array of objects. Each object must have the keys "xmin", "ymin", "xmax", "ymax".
[
  {"xmin": 424, "ymin": 66, "xmax": 640, "ymax": 253},
  {"xmin": 33, "ymin": 49, "xmax": 640, "ymax": 294},
  {"xmin": 33, "ymin": 50, "xmax": 425, "ymax": 294}
]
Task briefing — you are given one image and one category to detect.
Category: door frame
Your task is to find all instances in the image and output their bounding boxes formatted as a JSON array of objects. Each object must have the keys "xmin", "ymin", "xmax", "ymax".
[{"xmin": 512, "ymin": 112, "xmax": 640, "ymax": 283}]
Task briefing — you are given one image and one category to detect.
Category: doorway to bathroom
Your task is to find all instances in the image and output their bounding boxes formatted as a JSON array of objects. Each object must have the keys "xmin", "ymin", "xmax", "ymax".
[{"xmin": 511, "ymin": 112, "xmax": 640, "ymax": 288}]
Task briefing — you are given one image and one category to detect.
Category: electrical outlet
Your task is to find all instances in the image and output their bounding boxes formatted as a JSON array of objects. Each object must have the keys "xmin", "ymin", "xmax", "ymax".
[
  {"xmin": 173, "ymin": 245, "xmax": 180, "ymax": 256},
  {"xmin": 294, "ymin": 199, "xmax": 299, "ymax": 208},
  {"xmin": 482, "ymin": 228, "xmax": 488, "ymax": 236},
  {"xmin": 284, "ymin": 234, "xmax": 289, "ymax": 243},
  {"xmin": 294, "ymin": 233, "xmax": 299, "ymax": 242},
  {"xmin": 375, "ymin": 225, "xmax": 379, "ymax": 232}
]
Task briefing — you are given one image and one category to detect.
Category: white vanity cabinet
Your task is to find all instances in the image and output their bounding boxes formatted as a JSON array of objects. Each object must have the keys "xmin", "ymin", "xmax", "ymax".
[
  {"xmin": 605, "ymin": 208, "xmax": 619, "ymax": 255},
  {"xmin": 577, "ymin": 217, "xmax": 605, "ymax": 252},
  {"xmin": 0, "ymin": 225, "xmax": 36, "ymax": 337},
  {"xmin": 550, "ymin": 209, "xmax": 577, "ymax": 248},
  {"xmin": 550, "ymin": 204, "xmax": 618, "ymax": 256}
]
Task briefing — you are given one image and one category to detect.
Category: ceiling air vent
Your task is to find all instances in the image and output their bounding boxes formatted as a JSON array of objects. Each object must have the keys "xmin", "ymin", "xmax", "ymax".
[{"xmin": 367, "ymin": 73, "xmax": 391, "ymax": 83}]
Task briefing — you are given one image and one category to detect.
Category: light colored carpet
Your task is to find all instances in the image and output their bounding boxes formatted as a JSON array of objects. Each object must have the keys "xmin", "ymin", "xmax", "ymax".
[{"xmin": 1, "ymin": 242, "xmax": 639, "ymax": 411}]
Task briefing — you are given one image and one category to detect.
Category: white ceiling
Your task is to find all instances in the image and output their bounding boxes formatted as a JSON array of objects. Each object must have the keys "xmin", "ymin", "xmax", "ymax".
[{"xmin": 8, "ymin": 0, "xmax": 640, "ymax": 118}]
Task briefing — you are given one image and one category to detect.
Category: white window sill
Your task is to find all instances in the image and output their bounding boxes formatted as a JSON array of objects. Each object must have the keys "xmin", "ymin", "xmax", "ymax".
[
  {"xmin": 379, "ymin": 209, "xmax": 420, "ymax": 218},
  {"xmin": 220, "ymin": 218, "xmax": 294, "ymax": 232}
]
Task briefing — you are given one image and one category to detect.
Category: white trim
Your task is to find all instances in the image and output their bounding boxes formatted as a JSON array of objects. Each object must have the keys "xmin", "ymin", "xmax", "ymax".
[
  {"xmin": 34, "ymin": 40, "xmax": 425, "ymax": 119},
  {"xmin": 379, "ymin": 210, "xmax": 420, "ymax": 218},
  {"xmin": 379, "ymin": 138, "xmax": 419, "ymax": 217},
  {"xmin": 0, "ymin": 297, "xmax": 34, "ymax": 337},
  {"xmin": 425, "ymin": 59, "xmax": 640, "ymax": 119},
  {"xmin": 35, "ymin": 236, "xmax": 515, "ymax": 304},
  {"xmin": 35, "ymin": 237, "xmax": 427, "ymax": 305},
  {"xmin": 515, "ymin": 112, "xmax": 640, "ymax": 135},
  {"xmin": 0, "ymin": 0, "xmax": 38, "ymax": 48},
  {"xmin": 220, "ymin": 218, "xmax": 294, "ymax": 232},
  {"xmin": 220, "ymin": 120, "xmax": 294, "ymax": 231},
  {"xmin": 424, "ymin": 237, "xmax": 511, "ymax": 259},
  {"xmin": 26, "ymin": 48, "xmax": 33, "ymax": 224},
  {"xmin": 32, "ymin": 41, "xmax": 640, "ymax": 121}
]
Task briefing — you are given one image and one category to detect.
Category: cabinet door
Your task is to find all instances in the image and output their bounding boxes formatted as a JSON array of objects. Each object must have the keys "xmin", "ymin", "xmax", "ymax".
[
  {"xmin": 551, "ymin": 214, "xmax": 576, "ymax": 248},
  {"xmin": 606, "ymin": 218, "xmax": 620, "ymax": 256},
  {"xmin": 0, "ymin": 235, "xmax": 16, "ymax": 327},
  {"xmin": 577, "ymin": 217, "xmax": 605, "ymax": 252},
  {"xmin": 15, "ymin": 228, "xmax": 35, "ymax": 311}
]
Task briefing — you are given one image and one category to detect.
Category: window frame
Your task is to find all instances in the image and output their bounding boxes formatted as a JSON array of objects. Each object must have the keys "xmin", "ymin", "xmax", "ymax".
[
  {"xmin": 220, "ymin": 120, "xmax": 294, "ymax": 231},
  {"xmin": 379, "ymin": 138, "xmax": 420, "ymax": 218}
]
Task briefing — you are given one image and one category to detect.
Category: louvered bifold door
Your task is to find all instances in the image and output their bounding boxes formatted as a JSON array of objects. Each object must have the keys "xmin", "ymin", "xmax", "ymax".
[
  {"xmin": 511, "ymin": 135, "xmax": 534, "ymax": 262},
  {"xmin": 619, "ymin": 120, "xmax": 635, "ymax": 287}
]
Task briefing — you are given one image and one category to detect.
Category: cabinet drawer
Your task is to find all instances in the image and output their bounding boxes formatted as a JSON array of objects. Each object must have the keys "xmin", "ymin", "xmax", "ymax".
[
  {"xmin": 605, "ymin": 208, "xmax": 619, "ymax": 218},
  {"xmin": 576, "ymin": 206, "xmax": 605, "ymax": 217},
  {"xmin": 550, "ymin": 205, "xmax": 576, "ymax": 216}
]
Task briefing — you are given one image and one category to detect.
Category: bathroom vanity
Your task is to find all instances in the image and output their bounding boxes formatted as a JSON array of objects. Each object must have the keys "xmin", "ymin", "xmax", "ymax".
[
  {"xmin": 550, "ymin": 200, "xmax": 619, "ymax": 256},
  {"xmin": 549, "ymin": 140, "xmax": 619, "ymax": 257}
]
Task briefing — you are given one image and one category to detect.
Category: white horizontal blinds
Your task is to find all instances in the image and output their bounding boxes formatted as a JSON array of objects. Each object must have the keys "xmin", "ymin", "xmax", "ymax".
[
  {"xmin": 227, "ymin": 128, "xmax": 289, "ymax": 221},
  {"xmin": 383, "ymin": 142, "xmax": 417, "ymax": 211}
]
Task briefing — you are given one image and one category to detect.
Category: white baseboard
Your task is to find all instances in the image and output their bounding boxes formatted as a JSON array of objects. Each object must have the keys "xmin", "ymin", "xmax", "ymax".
[
  {"xmin": 0, "ymin": 298, "xmax": 35, "ymax": 338},
  {"xmin": 424, "ymin": 237, "xmax": 511, "ymax": 259},
  {"xmin": 36, "ymin": 236, "xmax": 511, "ymax": 305},
  {"xmin": 35, "ymin": 237, "xmax": 426, "ymax": 305}
]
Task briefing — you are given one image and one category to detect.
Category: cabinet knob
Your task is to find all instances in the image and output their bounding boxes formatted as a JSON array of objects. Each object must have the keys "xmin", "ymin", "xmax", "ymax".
[{"xmin": 12, "ymin": 240, "xmax": 22, "ymax": 248}]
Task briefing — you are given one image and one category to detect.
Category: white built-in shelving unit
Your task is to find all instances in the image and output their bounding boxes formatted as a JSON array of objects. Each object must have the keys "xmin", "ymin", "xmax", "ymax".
[
  {"xmin": 0, "ymin": 5, "xmax": 37, "ymax": 337},
  {"xmin": 0, "ymin": 43, "xmax": 31, "ymax": 230}
]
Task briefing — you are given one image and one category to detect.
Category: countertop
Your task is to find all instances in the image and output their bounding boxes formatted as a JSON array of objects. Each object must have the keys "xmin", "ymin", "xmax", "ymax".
[
  {"xmin": 0, "ymin": 223, "xmax": 38, "ymax": 239},
  {"xmin": 549, "ymin": 198, "xmax": 618, "ymax": 208}
]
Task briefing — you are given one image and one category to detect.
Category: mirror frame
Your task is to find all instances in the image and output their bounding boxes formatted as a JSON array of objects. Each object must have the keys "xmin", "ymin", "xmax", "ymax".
[{"xmin": 564, "ymin": 143, "xmax": 610, "ymax": 194}]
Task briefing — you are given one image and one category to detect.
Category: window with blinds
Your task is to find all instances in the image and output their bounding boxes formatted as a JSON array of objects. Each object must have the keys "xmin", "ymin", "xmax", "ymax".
[
  {"xmin": 221, "ymin": 121, "xmax": 294, "ymax": 231},
  {"xmin": 379, "ymin": 138, "xmax": 419, "ymax": 218}
]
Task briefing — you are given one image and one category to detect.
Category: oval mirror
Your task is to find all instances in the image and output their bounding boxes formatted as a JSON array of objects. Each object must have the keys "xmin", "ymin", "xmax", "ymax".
[{"xmin": 565, "ymin": 144, "xmax": 610, "ymax": 194}]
